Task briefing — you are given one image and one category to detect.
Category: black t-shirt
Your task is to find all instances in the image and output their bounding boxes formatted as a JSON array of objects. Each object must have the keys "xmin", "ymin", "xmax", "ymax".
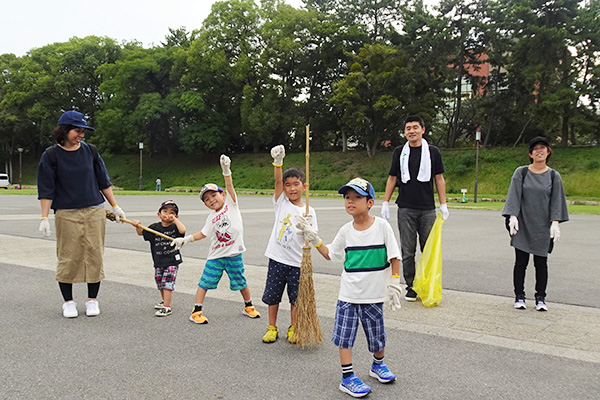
[
  {"xmin": 388, "ymin": 144, "xmax": 445, "ymax": 210},
  {"xmin": 143, "ymin": 222, "xmax": 185, "ymax": 268}
]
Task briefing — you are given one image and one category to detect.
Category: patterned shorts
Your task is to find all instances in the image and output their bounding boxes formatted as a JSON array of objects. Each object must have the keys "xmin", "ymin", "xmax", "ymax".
[
  {"xmin": 198, "ymin": 254, "xmax": 247, "ymax": 291},
  {"xmin": 261, "ymin": 259, "xmax": 300, "ymax": 306},
  {"xmin": 155, "ymin": 265, "xmax": 179, "ymax": 291},
  {"xmin": 332, "ymin": 301, "xmax": 386, "ymax": 353}
]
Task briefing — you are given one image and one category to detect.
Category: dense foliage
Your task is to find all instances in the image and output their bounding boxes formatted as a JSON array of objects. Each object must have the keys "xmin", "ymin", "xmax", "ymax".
[{"xmin": 1, "ymin": 0, "xmax": 599, "ymax": 176}]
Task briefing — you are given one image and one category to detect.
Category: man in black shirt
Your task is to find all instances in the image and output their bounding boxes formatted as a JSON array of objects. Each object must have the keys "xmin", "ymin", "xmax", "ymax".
[{"xmin": 381, "ymin": 116, "xmax": 449, "ymax": 301}]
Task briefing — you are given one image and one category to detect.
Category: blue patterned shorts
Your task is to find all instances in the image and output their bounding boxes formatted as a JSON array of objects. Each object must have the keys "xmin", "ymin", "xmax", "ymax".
[
  {"xmin": 261, "ymin": 259, "xmax": 300, "ymax": 306},
  {"xmin": 332, "ymin": 301, "xmax": 386, "ymax": 353},
  {"xmin": 198, "ymin": 254, "xmax": 247, "ymax": 291},
  {"xmin": 155, "ymin": 265, "xmax": 179, "ymax": 291}
]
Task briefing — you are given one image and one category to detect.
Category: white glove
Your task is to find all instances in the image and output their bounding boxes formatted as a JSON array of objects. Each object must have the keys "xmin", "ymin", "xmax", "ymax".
[
  {"xmin": 295, "ymin": 216, "xmax": 322, "ymax": 247},
  {"xmin": 439, "ymin": 203, "xmax": 449, "ymax": 220},
  {"xmin": 387, "ymin": 276, "xmax": 402, "ymax": 311},
  {"xmin": 39, "ymin": 218, "xmax": 51, "ymax": 237},
  {"xmin": 381, "ymin": 201, "xmax": 390, "ymax": 221},
  {"xmin": 270, "ymin": 145, "xmax": 285, "ymax": 166},
  {"xmin": 220, "ymin": 154, "xmax": 231, "ymax": 176},
  {"xmin": 171, "ymin": 235, "xmax": 195, "ymax": 250},
  {"xmin": 295, "ymin": 214, "xmax": 314, "ymax": 228},
  {"xmin": 509, "ymin": 215, "xmax": 519, "ymax": 236},
  {"xmin": 112, "ymin": 205, "xmax": 126, "ymax": 223},
  {"xmin": 550, "ymin": 221, "xmax": 560, "ymax": 242}
]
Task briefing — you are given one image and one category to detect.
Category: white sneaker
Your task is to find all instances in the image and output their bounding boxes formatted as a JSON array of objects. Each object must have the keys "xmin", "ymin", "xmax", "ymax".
[
  {"xmin": 535, "ymin": 297, "xmax": 548, "ymax": 312},
  {"xmin": 155, "ymin": 307, "xmax": 172, "ymax": 317},
  {"xmin": 85, "ymin": 300, "xmax": 100, "ymax": 317},
  {"xmin": 514, "ymin": 298, "xmax": 526, "ymax": 310},
  {"xmin": 62, "ymin": 301, "xmax": 78, "ymax": 318}
]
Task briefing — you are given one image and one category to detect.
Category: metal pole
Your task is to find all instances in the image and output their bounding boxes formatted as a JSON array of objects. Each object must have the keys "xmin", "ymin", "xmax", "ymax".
[
  {"xmin": 474, "ymin": 131, "xmax": 480, "ymax": 203},
  {"xmin": 139, "ymin": 142, "xmax": 143, "ymax": 191},
  {"xmin": 17, "ymin": 147, "xmax": 23, "ymax": 189}
]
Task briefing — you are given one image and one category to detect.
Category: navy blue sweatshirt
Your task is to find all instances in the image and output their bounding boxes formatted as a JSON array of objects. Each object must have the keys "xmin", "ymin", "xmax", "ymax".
[{"xmin": 37, "ymin": 142, "xmax": 112, "ymax": 210}]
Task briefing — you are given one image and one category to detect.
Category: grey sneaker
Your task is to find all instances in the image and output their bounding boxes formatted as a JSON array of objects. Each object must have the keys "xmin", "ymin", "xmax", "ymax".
[
  {"xmin": 514, "ymin": 296, "xmax": 526, "ymax": 310},
  {"xmin": 62, "ymin": 301, "xmax": 78, "ymax": 318},
  {"xmin": 535, "ymin": 296, "xmax": 548, "ymax": 312},
  {"xmin": 154, "ymin": 300, "xmax": 164, "ymax": 310}
]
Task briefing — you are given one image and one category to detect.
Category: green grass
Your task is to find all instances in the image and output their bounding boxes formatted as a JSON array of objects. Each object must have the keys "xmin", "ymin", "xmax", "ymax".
[{"xmin": 7, "ymin": 146, "xmax": 600, "ymax": 214}]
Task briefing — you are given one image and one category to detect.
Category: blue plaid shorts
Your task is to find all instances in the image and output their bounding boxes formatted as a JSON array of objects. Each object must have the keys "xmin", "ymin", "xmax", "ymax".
[
  {"xmin": 261, "ymin": 259, "xmax": 300, "ymax": 306},
  {"xmin": 198, "ymin": 254, "xmax": 247, "ymax": 291},
  {"xmin": 155, "ymin": 265, "xmax": 179, "ymax": 291},
  {"xmin": 332, "ymin": 301, "xmax": 386, "ymax": 353}
]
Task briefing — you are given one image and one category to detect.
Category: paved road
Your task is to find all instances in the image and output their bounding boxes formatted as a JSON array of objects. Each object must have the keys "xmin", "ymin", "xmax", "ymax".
[
  {"xmin": 1, "ymin": 194, "xmax": 599, "ymax": 399},
  {"xmin": 3, "ymin": 194, "xmax": 599, "ymax": 307}
]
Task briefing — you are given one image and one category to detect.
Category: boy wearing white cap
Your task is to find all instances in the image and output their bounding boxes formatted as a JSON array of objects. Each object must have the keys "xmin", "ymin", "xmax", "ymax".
[{"xmin": 171, "ymin": 155, "xmax": 261, "ymax": 324}]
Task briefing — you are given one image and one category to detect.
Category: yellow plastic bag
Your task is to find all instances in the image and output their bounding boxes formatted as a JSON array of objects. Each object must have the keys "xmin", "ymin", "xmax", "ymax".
[{"xmin": 413, "ymin": 213, "xmax": 445, "ymax": 307}]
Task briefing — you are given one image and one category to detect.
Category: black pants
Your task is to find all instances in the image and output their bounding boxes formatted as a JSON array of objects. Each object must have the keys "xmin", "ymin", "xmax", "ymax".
[
  {"xmin": 58, "ymin": 282, "xmax": 101, "ymax": 302},
  {"xmin": 513, "ymin": 248, "xmax": 548, "ymax": 299}
]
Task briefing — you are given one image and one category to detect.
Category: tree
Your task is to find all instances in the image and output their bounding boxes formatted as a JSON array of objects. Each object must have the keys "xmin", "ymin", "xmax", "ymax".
[
  {"xmin": 97, "ymin": 34, "xmax": 193, "ymax": 157},
  {"xmin": 505, "ymin": 0, "xmax": 582, "ymax": 145},
  {"xmin": 0, "ymin": 37, "xmax": 121, "ymax": 158},
  {"xmin": 330, "ymin": 44, "xmax": 415, "ymax": 157},
  {"xmin": 180, "ymin": 0, "xmax": 263, "ymax": 152}
]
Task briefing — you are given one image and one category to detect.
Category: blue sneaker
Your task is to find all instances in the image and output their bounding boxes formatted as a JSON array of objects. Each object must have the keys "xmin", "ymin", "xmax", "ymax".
[
  {"xmin": 339, "ymin": 374, "xmax": 372, "ymax": 397},
  {"xmin": 369, "ymin": 362, "xmax": 397, "ymax": 383}
]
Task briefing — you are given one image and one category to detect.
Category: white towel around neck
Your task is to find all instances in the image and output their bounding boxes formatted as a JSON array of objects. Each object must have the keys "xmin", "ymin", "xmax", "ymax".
[{"xmin": 400, "ymin": 138, "xmax": 431, "ymax": 184}]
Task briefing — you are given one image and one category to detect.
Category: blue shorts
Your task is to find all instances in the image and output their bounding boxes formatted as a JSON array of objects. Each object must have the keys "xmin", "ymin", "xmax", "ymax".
[
  {"xmin": 198, "ymin": 254, "xmax": 247, "ymax": 291},
  {"xmin": 155, "ymin": 265, "xmax": 179, "ymax": 291},
  {"xmin": 261, "ymin": 259, "xmax": 300, "ymax": 306},
  {"xmin": 332, "ymin": 301, "xmax": 386, "ymax": 353}
]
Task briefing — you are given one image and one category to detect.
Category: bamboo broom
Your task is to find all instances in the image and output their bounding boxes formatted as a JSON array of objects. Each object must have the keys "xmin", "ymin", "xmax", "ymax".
[{"xmin": 295, "ymin": 124, "xmax": 323, "ymax": 347}]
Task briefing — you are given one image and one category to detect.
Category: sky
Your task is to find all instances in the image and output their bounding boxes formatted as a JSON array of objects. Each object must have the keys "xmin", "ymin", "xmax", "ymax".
[{"xmin": 0, "ymin": 0, "xmax": 304, "ymax": 57}]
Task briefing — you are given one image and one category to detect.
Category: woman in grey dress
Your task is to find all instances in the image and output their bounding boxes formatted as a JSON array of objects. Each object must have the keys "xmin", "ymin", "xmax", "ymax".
[{"xmin": 502, "ymin": 136, "xmax": 569, "ymax": 311}]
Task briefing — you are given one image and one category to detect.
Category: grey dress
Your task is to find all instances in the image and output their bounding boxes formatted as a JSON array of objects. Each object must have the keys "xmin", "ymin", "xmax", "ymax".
[{"xmin": 502, "ymin": 166, "xmax": 569, "ymax": 256}]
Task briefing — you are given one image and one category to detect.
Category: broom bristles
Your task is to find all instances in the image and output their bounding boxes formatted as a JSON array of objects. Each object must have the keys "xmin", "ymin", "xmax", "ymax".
[{"xmin": 296, "ymin": 245, "xmax": 322, "ymax": 348}]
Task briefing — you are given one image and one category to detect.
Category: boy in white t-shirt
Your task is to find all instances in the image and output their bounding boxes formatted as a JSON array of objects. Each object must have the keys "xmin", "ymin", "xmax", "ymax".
[
  {"xmin": 297, "ymin": 177, "xmax": 402, "ymax": 398},
  {"xmin": 261, "ymin": 145, "xmax": 318, "ymax": 344},
  {"xmin": 171, "ymin": 155, "xmax": 260, "ymax": 324}
]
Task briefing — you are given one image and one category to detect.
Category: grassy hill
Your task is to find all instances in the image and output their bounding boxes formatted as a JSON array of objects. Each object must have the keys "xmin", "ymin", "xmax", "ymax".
[{"xmin": 12, "ymin": 146, "xmax": 600, "ymax": 200}]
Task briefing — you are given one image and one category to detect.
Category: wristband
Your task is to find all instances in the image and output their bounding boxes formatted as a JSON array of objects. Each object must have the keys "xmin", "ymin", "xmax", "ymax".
[
  {"xmin": 272, "ymin": 163, "xmax": 283, "ymax": 168},
  {"xmin": 192, "ymin": 236, "xmax": 195, "ymax": 242},
  {"xmin": 40, "ymin": 216, "xmax": 48, "ymax": 219},
  {"xmin": 552, "ymin": 220, "xmax": 558, "ymax": 223},
  {"xmin": 112, "ymin": 204, "xmax": 119, "ymax": 209},
  {"xmin": 391, "ymin": 274, "xmax": 400, "ymax": 278},
  {"xmin": 315, "ymin": 240, "xmax": 323, "ymax": 248}
]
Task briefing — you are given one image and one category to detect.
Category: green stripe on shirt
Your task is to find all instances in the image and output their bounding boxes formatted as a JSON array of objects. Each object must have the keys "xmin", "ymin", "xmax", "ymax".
[{"xmin": 344, "ymin": 245, "xmax": 389, "ymax": 272}]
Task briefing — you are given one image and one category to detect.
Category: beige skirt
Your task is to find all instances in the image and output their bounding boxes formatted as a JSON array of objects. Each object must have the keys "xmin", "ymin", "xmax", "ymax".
[{"xmin": 55, "ymin": 208, "xmax": 106, "ymax": 283}]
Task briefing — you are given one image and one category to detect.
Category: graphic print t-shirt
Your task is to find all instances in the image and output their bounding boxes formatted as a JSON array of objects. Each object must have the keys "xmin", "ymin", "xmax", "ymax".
[
  {"xmin": 201, "ymin": 193, "xmax": 246, "ymax": 260},
  {"xmin": 264, "ymin": 193, "xmax": 318, "ymax": 268},
  {"xmin": 143, "ymin": 222, "xmax": 185, "ymax": 268}
]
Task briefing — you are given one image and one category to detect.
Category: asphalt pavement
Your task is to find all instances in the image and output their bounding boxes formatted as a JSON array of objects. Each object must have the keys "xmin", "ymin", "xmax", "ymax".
[{"xmin": 1, "ymin": 194, "xmax": 599, "ymax": 399}]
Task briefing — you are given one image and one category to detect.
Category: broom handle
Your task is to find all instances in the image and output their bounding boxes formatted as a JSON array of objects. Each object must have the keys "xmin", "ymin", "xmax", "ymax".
[
  {"xmin": 120, "ymin": 215, "xmax": 175, "ymax": 241},
  {"xmin": 305, "ymin": 124, "xmax": 310, "ymax": 215}
]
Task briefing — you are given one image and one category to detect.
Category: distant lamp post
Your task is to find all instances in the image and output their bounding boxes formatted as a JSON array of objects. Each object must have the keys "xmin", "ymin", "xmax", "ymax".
[
  {"xmin": 139, "ymin": 142, "xmax": 144, "ymax": 191},
  {"xmin": 474, "ymin": 130, "xmax": 481, "ymax": 203},
  {"xmin": 17, "ymin": 147, "xmax": 23, "ymax": 190}
]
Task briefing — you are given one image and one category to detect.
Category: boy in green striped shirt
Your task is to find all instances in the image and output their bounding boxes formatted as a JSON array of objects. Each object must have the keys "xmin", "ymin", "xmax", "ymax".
[{"xmin": 296, "ymin": 177, "xmax": 402, "ymax": 398}]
